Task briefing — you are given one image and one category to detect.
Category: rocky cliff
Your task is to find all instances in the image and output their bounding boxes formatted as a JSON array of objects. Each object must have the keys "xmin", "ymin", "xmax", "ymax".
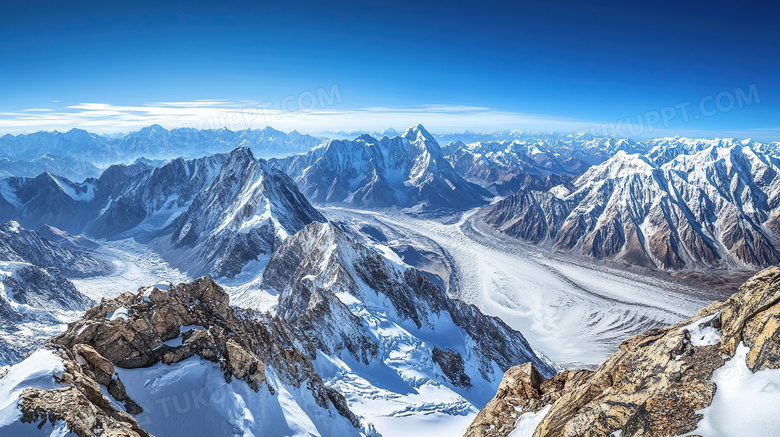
[
  {"xmin": 0, "ymin": 278, "xmax": 362, "ymax": 436},
  {"xmin": 466, "ymin": 267, "xmax": 780, "ymax": 436}
]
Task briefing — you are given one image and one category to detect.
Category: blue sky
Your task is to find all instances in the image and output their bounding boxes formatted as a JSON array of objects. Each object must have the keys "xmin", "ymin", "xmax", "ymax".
[{"xmin": 1, "ymin": 0, "xmax": 778, "ymax": 139}]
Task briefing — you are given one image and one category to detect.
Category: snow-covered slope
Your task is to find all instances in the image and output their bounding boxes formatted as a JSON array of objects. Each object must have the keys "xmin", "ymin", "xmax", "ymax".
[
  {"xmin": 33, "ymin": 223, "xmax": 100, "ymax": 252},
  {"xmin": 483, "ymin": 143, "xmax": 780, "ymax": 271},
  {"xmin": 261, "ymin": 221, "xmax": 556, "ymax": 436},
  {"xmin": 273, "ymin": 125, "xmax": 490, "ymax": 210},
  {"xmin": 0, "ymin": 261, "xmax": 92, "ymax": 366},
  {"xmin": 0, "ymin": 221, "xmax": 109, "ymax": 278},
  {"xmin": 164, "ymin": 147, "xmax": 325, "ymax": 278}
]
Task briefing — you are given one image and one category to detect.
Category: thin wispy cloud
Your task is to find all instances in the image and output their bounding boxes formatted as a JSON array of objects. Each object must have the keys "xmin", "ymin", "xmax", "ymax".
[
  {"xmin": 0, "ymin": 100, "xmax": 777, "ymax": 140},
  {"xmin": 0, "ymin": 100, "xmax": 594, "ymax": 135}
]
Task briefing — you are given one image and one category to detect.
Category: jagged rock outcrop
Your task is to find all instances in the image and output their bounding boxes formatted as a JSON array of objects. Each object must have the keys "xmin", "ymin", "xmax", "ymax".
[
  {"xmin": 466, "ymin": 267, "xmax": 780, "ymax": 436},
  {"xmin": 432, "ymin": 346, "xmax": 472, "ymax": 388},
  {"xmin": 483, "ymin": 145, "xmax": 780, "ymax": 271},
  {"xmin": 1, "ymin": 277, "xmax": 360, "ymax": 437},
  {"xmin": 18, "ymin": 351, "xmax": 152, "ymax": 437}
]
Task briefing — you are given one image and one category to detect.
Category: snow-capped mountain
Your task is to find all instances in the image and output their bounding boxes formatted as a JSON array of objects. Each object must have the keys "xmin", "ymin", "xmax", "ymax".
[
  {"xmin": 0, "ymin": 126, "xmax": 324, "ymax": 181},
  {"xmin": 0, "ymin": 221, "xmax": 109, "ymax": 278},
  {"xmin": 273, "ymin": 125, "xmax": 490, "ymax": 210},
  {"xmin": 0, "ymin": 128, "xmax": 115, "ymax": 168},
  {"xmin": 87, "ymin": 153, "xmax": 228, "ymax": 239},
  {"xmin": 0, "ymin": 153, "xmax": 227, "ymax": 239},
  {"xmin": 0, "ymin": 147, "xmax": 326, "ymax": 279},
  {"xmin": 443, "ymin": 135, "xmax": 780, "ymax": 199},
  {"xmin": 443, "ymin": 140, "xmax": 583, "ymax": 195},
  {"xmin": 261, "ymin": 221, "xmax": 556, "ymax": 435},
  {"xmin": 0, "ymin": 154, "xmax": 102, "ymax": 181},
  {"xmin": 164, "ymin": 147, "xmax": 325, "ymax": 278},
  {"xmin": 482, "ymin": 143, "xmax": 780, "ymax": 270},
  {"xmin": 0, "ymin": 172, "xmax": 97, "ymax": 234},
  {"xmin": 114, "ymin": 125, "xmax": 323, "ymax": 160},
  {"xmin": 440, "ymin": 134, "xmax": 647, "ymax": 195}
]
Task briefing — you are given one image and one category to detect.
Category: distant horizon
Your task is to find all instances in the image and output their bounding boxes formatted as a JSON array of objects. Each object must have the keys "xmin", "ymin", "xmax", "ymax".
[{"xmin": 1, "ymin": 120, "xmax": 778, "ymax": 144}]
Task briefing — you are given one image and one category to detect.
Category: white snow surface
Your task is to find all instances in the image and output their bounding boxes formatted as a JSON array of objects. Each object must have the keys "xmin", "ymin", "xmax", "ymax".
[
  {"xmin": 106, "ymin": 306, "xmax": 129, "ymax": 322},
  {"xmin": 683, "ymin": 343, "xmax": 780, "ymax": 437},
  {"xmin": 0, "ymin": 349, "xmax": 72, "ymax": 436},
  {"xmin": 683, "ymin": 312, "xmax": 722, "ymax": 347},
  {"xmin": 508, "ymin": 405, "xmax": 551, "ymax": 437},
  {"xmin": 112, "ymin": 357, "xmax": 361, "ymax": 437}
]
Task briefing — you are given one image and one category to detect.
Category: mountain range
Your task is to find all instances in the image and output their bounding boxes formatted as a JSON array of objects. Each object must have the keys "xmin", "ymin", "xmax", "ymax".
[
  {"xmin": 0, "ymin": 125, "xmax": 324, "ymax": 182},
  {"xmin": 0, "ymin": 124, "xmax": 779, "ymax": 436},
  {"xmin": 482, "ymin": 141, "xmax": 780, "ymax": 271}
]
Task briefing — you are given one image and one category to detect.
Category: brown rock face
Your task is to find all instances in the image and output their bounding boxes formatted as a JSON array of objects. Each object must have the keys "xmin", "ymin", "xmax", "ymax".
[
  {"xmin": 464, "ymin": 363, "xmax": 587, "ymax": 437},
  {"xmin": 19, "ymin": 353, "xmax": 151, "ymax": 437},
  {"xmin": 14, "ymin": 277, "xmax": 359, "ymax": 437},
  {"xmin": 467, "ymin": 267, "xmax": 780, "ymax": 437}
]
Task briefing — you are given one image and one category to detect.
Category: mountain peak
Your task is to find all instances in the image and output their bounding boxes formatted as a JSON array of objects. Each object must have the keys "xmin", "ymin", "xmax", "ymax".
[
  {"xmin": 0, "ymin": 220, "xmax": 22, "ymax": 233},
  {"xmin": 138, "ymin": 124, "xmax": 167, "ymax": 136},
  {"xmin": 402, "ymin": 123, "xmax": 434, "ymax": 141},
  {"xmin": 227, "ymin": 145, "xmax": 257, "ymax": 163}
]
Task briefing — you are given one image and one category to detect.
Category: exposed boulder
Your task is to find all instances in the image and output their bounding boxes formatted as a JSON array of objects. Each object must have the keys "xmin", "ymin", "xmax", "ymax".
[
  {"xmin": 467, "ymin": 267, "xmax": 780, "ymax": 436},
  {"xmin": 6, "ymin": 277, "xmax": 360, "ymax": 437}
]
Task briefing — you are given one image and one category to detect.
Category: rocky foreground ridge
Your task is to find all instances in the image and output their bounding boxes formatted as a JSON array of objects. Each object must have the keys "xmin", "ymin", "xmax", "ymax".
[
  {"xmin": 10, "ymin": 278, "xmax": 360, "ymax": 436},
  {"xmin": 466, "ymin": 266, "xmax": 780, "ymax": 436}
]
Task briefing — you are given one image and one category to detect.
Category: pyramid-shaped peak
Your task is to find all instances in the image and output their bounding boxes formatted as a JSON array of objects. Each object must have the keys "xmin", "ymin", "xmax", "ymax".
[
  {"xmin": 139, "ymin": 124, "xmax": 166, "ymax": 133},
  {"xmin": 227, "ymin": 146, "xmax": 256, "ymax": 162},
  {"xmin": 402, "ymin": 124, "xmax": 436, "ymax": 141}
]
